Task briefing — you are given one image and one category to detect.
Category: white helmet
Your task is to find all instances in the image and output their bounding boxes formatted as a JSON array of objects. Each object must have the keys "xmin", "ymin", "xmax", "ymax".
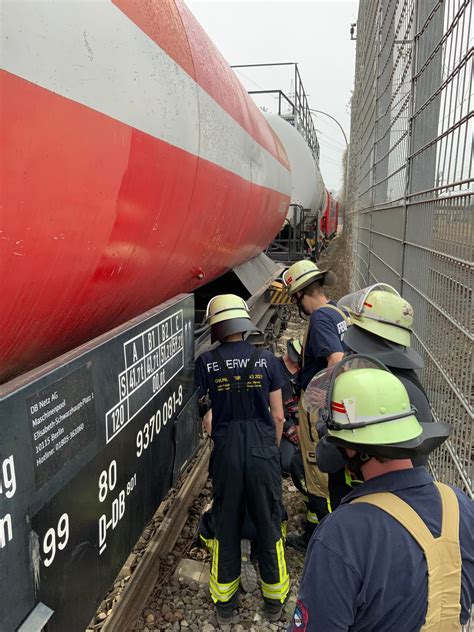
[{"xmin": 205, "ymin": 294, "xmax": 255, "ymax": 342}]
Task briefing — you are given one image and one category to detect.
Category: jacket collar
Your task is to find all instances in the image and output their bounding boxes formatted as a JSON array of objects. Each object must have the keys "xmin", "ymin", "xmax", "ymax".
[{"xmin": 341, "ymin": 467, "xmax": 434, "ymax": 504}]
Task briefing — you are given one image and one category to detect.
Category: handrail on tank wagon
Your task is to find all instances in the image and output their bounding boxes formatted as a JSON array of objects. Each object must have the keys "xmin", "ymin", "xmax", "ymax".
[{"xmin": 231, "ymin": 62, "xmax": 320, "ymax": 161}]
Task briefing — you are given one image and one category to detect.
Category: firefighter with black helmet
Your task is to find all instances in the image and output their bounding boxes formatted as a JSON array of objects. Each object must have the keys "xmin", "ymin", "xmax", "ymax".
[
  {"xmin": 195, "ymin": 294, "xmax": 289, "ymax": 624},
  {"xmin": 316, "ymin": 284, "xmax": 435, "ymax": 509},
  {"xmin": 290, "ymin": 356, "xmax": 473, "ymax": 631},
  {"xmin": 282, "ymin": 260, "xmax": 350, "ymax": 552}
]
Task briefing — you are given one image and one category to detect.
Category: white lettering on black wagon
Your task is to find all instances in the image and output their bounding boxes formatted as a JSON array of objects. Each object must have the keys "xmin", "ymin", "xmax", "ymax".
[
  {"xmin": 105, "ymin": 309, "xmax": 185, "ymax": 444},
  {"xmin": 97, "ymin": 459, "xmax": 138, "ymax": 555},
  {"xmin": 136, "ymin": 384, "xmax": 184, "ymax": 458}
]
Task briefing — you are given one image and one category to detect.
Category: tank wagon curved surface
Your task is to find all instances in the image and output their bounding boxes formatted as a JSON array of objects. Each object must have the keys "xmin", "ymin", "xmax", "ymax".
[
  {"xmin": 0, "ymin": 0, "xmax": 291, "ymax": 382},
  {"xmin": 265, "ymin": 113, "xmax": 325, "ymax": 228}
]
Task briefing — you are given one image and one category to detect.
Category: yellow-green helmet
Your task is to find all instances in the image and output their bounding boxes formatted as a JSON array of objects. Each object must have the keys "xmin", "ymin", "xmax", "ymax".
[
  {"xmin": 338, "ymin": 284, "xmax": 414, "ymax": 347},
  {"xmin": 303, "ymin": 355, "xmax": 451, "ymax": 459},
  {"xmin": 282, "ymin": 260, "xmax": 333, "ymax": 296},
  {"xmin": 205, "ymin": 294, "xmax": 255, "ymax": 343},
  {"xmin": 287, "ymin": 338, "xmax": 303, "ymax": 363}
]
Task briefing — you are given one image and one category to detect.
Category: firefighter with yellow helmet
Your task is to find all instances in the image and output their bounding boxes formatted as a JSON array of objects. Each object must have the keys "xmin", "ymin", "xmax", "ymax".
[
  {"xmin": 282, "ymin": 259, "xmax": 350, "ymax": 552},
  {"xmin": 195, "ymin": 294, "xmax": 289, "ymax": 624},
  {"xmin": 316, "ymin": 284, "xmax": 435, "ymax": 509},
  {"xmin": 289, "ymin": 355, "xmax": 473, "ymax": 631},
  {"xmin": 340, "ymin": 284, "xmax": 434, "ymax": 458}
]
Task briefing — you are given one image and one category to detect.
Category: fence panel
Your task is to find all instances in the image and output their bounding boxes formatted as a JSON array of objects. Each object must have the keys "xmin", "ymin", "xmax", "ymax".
[{"xmin": 348, "ymin": 0, "xmax": 473, "ymax": 497}]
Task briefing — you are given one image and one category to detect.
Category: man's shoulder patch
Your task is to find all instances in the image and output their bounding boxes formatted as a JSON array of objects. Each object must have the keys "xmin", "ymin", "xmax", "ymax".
[{"xmin": 290, "ymin": 599, "xmax": 309, "ymax": 630}]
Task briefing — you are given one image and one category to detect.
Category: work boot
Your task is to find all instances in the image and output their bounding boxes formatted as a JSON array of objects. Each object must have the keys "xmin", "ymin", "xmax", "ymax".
[
  {"xmin": 264, "ymin": 596, "xmax": 288, "ymax": 622},
  {"xmin": 240, "ymin": 539, "xmax": 258, "ymax": 593},
  {"xmin": 215, "ymin": 595, "xmax": 239, "ymax": 626},
  {"xmin": 286, "ymin": 530, "xmax": 311, "ymax": 554},
  {"xmin": 287, "ymin": 517, "xmax": 317, "ymax": 554}
]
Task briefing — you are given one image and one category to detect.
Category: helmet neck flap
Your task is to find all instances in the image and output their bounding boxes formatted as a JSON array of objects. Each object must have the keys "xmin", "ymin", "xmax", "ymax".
[
  {"xmin": 343, "ymin": 324, "xmax": 424, "ymax": 370},
  {"xmin": 287, "ymin": 338, "xmax": 303, "ymax": 364},
  {"xmin": 205, "ymin": 294, "xmax": 256, "ymax": 343}
]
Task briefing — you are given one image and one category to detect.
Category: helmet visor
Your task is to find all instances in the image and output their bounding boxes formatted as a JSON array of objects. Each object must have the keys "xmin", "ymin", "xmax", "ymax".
[
  {"xmin": 302, "ymin": 354, "xmax": 416, "ymax": 430},
  {"xmin": 338, "ymin": 283, "xmax": 399, "ymax": 317}
]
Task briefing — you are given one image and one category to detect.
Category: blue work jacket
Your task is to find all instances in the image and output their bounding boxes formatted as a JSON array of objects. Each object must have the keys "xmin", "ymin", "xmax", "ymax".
[{"xmin": 290, "ymin": 467, "xmax": 473, "ymax": 631}]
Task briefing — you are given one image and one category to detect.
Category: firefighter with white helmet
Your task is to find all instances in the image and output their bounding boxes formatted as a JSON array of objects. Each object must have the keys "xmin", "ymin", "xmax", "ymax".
[
  {"xmin": 195, "ymin": 294, "xmax": 289, "ymax": 624},
  {"xmin": 290, "ymin": 356, "xmax": 473, "ymax": 631},
  {"xmin": 282, "ymin": 260, "xmax": 350, "ymax": 552},
  {"xmin": 341, "ymin": 283, "xmax": 434, "ymax": 456},
  {"xmin": 282, "ymin": 260, "xmax": 336, "ymax": 314},
  {"xmin": 339, "ymin": 283, "xmax": 420, "ymax": 360},
  {"xmin": 316, "ymin": 284, "xmax": 435, "ymax": 509}
]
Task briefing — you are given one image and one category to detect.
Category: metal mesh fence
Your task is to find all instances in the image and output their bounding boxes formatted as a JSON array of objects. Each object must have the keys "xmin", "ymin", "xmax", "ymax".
[{"xmin": 348, "ymin": 0, "xmax": 473, "ymax": 497}]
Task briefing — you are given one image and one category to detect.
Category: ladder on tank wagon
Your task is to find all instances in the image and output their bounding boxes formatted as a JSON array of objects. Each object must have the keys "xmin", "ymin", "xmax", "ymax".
[{"xmin": 266, "ymin": 205, "xmax": 320, "ymax": 264}]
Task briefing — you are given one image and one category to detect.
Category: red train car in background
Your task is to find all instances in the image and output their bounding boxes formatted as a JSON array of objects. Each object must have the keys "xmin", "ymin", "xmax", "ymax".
[{"xmin": 320, "ymin": 190, "xmax": 339, "ymax": 240}]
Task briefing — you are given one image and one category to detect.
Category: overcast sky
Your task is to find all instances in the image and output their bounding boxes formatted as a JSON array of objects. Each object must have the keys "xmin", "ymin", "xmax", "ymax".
[{"xmin": 187, "ymin": 1, "xmax": 359, "ymax": 194}]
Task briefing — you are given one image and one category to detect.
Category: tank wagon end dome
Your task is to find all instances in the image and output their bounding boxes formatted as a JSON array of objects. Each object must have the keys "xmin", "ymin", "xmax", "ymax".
[{"xmin": 264, "ymin": 114, "xmax": 325, "ymax": 227}]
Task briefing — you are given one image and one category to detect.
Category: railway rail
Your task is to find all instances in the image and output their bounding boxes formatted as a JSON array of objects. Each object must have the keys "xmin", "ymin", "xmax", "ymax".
[
  {"xmin": 84, "ymin": 242, "xmax": 344, "ymax": 632},
  {"xmin": 94, "ymin": 441, "xmax": 211, "ymax": 632}
]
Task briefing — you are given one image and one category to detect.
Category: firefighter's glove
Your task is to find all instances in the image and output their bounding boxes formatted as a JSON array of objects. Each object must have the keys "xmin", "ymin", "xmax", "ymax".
[{"xmin": 198, "ymin": 395, "xmax": 210, "ymax": 418}]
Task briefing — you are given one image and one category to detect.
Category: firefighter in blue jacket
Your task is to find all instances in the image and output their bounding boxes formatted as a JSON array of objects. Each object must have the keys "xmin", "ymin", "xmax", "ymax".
[
  {"xmin": 290, "ymin": 355, "xmax": 473, "ymax": 631},
  {"xmin": 317, "ymin": 283, "xmax": 436, "ymax": 509},
  {"xmin": 282, "ymin": 259, "xmax": 350, "ymax": 552},
  {"xmin": 195, "ymin": 294, "xmax": 289, "ymax": 624}
]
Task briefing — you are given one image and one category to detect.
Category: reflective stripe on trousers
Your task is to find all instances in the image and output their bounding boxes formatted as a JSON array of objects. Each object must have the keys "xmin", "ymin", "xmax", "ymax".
[
  {"xmin": 201, "ymin": 533, "xmax": 289, "ymax": 603},
  {"xmin": 200, "ymin": 535, "xmax": 240, "ymax": 603},
  {"xmin": 261, "ymin": 537, "xmax": 289, "ymax": 602},
  {"xmin": 306, "ymin": 495, "xmax": 331, "ymax": 525},
  {"xmin": 206, "ymin": 420, "xmax": 290, "ymax": 605}
]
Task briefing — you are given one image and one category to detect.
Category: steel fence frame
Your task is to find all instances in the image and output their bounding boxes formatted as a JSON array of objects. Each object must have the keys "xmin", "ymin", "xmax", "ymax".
[{"xmin": 348, "ymin": 0, "xmax": 473, "ymax": 498}]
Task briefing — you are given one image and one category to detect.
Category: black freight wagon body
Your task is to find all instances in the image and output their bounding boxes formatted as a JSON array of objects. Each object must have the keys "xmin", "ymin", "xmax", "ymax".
[{"xmin": 0, "ymin": 294, "xmax": 198, "ymax": 632}]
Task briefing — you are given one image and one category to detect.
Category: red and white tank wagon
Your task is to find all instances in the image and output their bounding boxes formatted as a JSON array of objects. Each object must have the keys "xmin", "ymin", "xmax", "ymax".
[
  {"xmin": 1, "ymin": 0, "xmax": 291, "ymax": 382},
  {"xmin": 0, "ymin": 2, "xmax": 293, "ymax": 630}
]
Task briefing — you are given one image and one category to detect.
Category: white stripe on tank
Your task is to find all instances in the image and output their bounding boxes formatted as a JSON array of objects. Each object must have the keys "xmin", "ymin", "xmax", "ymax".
[{"xmin": 1, "ymin": 0, "xmax": 291, "ymax": 195}]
